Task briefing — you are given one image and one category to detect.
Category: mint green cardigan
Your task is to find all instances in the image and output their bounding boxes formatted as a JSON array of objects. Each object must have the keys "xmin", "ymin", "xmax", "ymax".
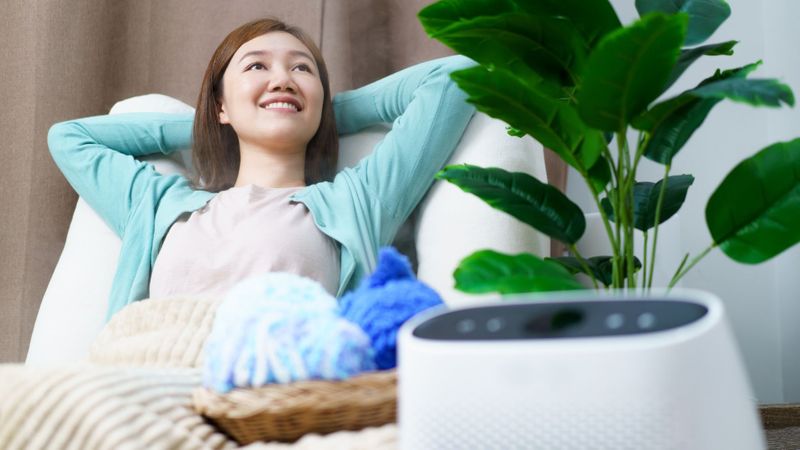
[{"xmin": 47, "ymin": 55, "xmax": 476, "ymax": 320}]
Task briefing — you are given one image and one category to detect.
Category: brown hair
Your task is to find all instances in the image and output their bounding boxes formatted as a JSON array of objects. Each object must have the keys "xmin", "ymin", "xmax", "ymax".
[{"xmin": 191, "ymin": 17, "xmax": 338, "ymax": 191}]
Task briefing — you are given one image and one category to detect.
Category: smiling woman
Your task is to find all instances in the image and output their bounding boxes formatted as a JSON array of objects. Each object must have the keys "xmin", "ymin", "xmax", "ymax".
[
  {"xmin": 193, "ymin": 18, "xmax": 336, "ymax": 192},
  {"xmin": 217, "ymin": 32, "xmax": 325, "ymax": 189},
  {"xmin": 46, "ymin": 16, "xmax": 477, "ymax": 320}
]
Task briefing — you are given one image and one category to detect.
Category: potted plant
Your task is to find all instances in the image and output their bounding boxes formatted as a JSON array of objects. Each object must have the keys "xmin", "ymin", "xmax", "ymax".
[{"xmin": 418, "ymin": 0, "xmax": 799, "ymax": 294}]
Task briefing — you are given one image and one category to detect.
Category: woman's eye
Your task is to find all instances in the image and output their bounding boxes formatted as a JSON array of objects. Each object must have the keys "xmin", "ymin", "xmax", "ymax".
[
  {"xmin": 247, "ymin": 63, "xmax": 266, "ymax": 71},
  {"xmin": 294, "ymin": 64, "xmax": 311, "ymax": 72}
]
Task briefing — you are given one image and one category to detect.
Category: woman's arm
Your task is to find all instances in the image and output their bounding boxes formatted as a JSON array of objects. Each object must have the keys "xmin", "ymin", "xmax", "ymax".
[
  {"xmin": 332, "ymin": 55, "xmax": 477, "ymax": 227},
  {"xmin": 48, "ymin": 112, "xmax": 194, "ymax": 237}
]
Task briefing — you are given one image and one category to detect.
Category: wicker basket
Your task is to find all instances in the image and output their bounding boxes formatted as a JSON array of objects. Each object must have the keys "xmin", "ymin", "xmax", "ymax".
[{"xmin": 192, "ymin": 370, "xmax": 397, "ymax": 444}]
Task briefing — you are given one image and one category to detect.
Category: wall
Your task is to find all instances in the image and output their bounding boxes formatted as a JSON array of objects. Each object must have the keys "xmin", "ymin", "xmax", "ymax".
[{"xmin": 568, "ymin": 0, "xmax": 800, "ymax": 403}]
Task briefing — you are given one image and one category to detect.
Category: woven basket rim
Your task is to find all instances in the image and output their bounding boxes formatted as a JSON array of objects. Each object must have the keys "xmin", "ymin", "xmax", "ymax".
[
  {"xmin": 192, "ymin": 369, "xmax": 397, "ymax": 444},
  {"xmin": 194, "ymin": 369, "xmax": 397, "ymax": 418}
]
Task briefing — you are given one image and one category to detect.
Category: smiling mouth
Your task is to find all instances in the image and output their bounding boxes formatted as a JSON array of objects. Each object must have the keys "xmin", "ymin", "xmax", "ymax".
[{"xmin": 260, "ymin": 101, "xmax": 302, "ymax": 112}]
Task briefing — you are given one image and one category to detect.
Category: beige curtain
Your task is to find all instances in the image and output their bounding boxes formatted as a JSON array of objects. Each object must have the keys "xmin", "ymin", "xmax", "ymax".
[{"xmin": 0, "ymin": 0, "xmax": 566, "ymax": 362}]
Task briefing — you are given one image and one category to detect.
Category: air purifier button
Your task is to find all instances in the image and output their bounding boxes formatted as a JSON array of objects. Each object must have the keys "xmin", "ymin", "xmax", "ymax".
[
  {"xmin": 605, "ymin": 313, "xmax": 625, "ymax": 329},
  {"xmin": 486, "ymin": 317, "xmax": 504, "ymax": 332},
  {"xmin": 456, "ymin": 319, "xmax": 476, "ymax": 334},
  {"xmin": 637, "ymin": 312, "xmax": 656, "ymax": 329}
]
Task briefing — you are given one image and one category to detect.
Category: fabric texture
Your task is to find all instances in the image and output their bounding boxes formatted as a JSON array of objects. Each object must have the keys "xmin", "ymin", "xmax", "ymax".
[
  {"xmin": 150, "ymin": 184, "xmax": 340, "ymax": 298},
  {"xmin": 89, "ymin": 296, "xmax": 222, "ymax": 368},
  {"xmin": 46, "ymin": 55, "xmax": 477, "ymax": 321},
  {"xmin": 0, "ymin": 365, "xmax": 235, "ymax": 450}
]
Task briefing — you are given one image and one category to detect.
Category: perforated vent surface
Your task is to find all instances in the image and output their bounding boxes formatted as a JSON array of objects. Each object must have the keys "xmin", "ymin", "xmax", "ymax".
[{"xmin": 402, "ymin": 399, "xmax": 686, "ymax": 449}]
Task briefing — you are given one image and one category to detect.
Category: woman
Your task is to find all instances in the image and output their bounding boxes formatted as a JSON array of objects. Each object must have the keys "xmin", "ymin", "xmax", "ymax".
[{"xmin": 48, "ymin": 18, "xmax": 476, "ymax": 321}]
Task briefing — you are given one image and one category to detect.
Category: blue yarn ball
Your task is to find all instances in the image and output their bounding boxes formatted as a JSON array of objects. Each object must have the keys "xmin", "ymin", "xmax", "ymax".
[
  {"xmin": 340, "ymin": 247, "xmax": 444, "ymax": 369},
  {"xmin": 365, "ymin": 247, "xmax": 415, "ymax": 287},
  {"xmin": 203, "ymin": 273, "xmax": 376, "ymax": 393}
]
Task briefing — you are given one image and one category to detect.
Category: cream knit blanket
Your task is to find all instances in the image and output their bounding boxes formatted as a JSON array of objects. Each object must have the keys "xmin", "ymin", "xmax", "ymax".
[{"xmin": 0, "ymin": 297, "xmax": 396, "ymax": 450}]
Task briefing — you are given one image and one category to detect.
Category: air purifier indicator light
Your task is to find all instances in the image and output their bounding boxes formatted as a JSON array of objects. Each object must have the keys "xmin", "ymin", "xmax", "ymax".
[
  {"xmin": 638, "ymin": 312, "xmax": 656, "ymax": 329},
  {"xmin": 486, "ymin": 317, "xmax": 504, "ymax": 332},
  {"xmin": 456, "ymin": 319, "xmax": 476, "ymax": 334},
  {"xmin": 605, "ymin": 313, "xmax": 625, "ymax": 329}
]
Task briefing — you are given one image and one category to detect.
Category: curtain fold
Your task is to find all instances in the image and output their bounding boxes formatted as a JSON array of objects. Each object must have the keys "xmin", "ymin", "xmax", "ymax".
[{"xmin": 0, "ymin": 0, "xmax": 566, "ymax": 362}]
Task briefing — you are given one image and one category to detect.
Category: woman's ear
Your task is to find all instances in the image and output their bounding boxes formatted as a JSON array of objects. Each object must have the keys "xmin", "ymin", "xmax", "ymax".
[{"xmin": 218, "ymin": 103, "xmax": 230, "ymax": 125}]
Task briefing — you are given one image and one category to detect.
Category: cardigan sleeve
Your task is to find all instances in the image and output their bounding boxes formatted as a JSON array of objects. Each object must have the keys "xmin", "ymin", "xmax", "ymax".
[
  {"xmin": 331, "ymin": 55, "xmax": 477, "ymax": 224},
  {"xmin": 47, "ymin": 112, "xmax": 195, "ymax": 238}
]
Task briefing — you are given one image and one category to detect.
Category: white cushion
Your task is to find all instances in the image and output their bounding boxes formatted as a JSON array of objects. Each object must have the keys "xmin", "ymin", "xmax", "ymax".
[
  {"xmin": 415, "ymin": 113, "xmax": 548, "ymax": 306},
  {"xmin": 27, "ymin": 94, "xmax": 548, "ymax": 365}
]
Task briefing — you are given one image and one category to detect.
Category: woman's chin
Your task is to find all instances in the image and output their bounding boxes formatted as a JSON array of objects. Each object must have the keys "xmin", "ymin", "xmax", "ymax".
[{"xmin": 245, "ymin": 129, "xmax": 313, "ymax": 149}]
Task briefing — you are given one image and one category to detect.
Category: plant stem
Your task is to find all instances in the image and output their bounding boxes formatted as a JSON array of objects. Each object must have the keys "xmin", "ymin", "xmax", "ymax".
[
  {"xmin": 624, "ymin": 134, "xmax": 640, "ymax": 289},
  {"xmin": 617, "ymin": 128, "xmax": 636, "ymax": 288},
  {"xmin": 642, "ymin": 230, "xmax": 649, "ymax": 290},
  {"xmin": 582, "ymin": 168, "xmax": 619, "ymax": 282},
  {"xmin": 568, "ymin": 244, "xmax": 599, "ymax": 290},
  {"xmin": 589, "ymin": 181, "xmax": 619, "ymax": 250},
  {"xmin": 597, "ymin": 144, "xmax": 622, "ymax": 287},
  {"xmin": 631, "ymin": 132, "xmax": 649, "ymax": 178},
  {"xmin": 647, "ymin": 163, "xmax": 671, "ymax": 288},
  {"xmin": 612, "ymin": 134, "xmax": 623, "ymax": 287},
  {"xmin": 668, "ymin": 252, "xmax": 690, "ymax": 287},
  {"xmin": 668, "ymin": 244, "xmax": 716, "ymax": 289},
  {"xmin": 601, "ymin": 147, "xmax": 618, "ymax": 186}
]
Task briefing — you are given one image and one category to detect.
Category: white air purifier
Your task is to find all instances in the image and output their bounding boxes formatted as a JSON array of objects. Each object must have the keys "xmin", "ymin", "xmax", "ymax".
[{"xmin": 397, "ymin": 289, "xmax": 765, "ymax": 450}]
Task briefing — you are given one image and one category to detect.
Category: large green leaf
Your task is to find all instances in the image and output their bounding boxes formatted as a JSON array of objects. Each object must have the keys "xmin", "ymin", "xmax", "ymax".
[
  {"xmin": 636, "ymin": 96, "xmax": 718, "ymax": 164},
  {"xmin": 635, "ymin": 0, "xmax": 731, "ymax": 45},
  {"xmin": 424, "ymin": 14, "xmax": 587, "ymax": 87},
  {"xmin": 450, "ymin": 66, "xmax": 604, "ymax": 171},
  {"xmin": 665, "ymin": 40, "xmax": 737, "ymax": 91},
  {"xmin": 511, "ymin": 0, "xmax": 621, "ymax": 48},
  {"xmin": 437, "ymin": 164, "xmax": 586, "ymax": 244},
  {"xmin": 455, "ymin": 250, "xmax": 584, "ymax": 294},
  {"xmin": 601, "ymin": 175, "xmax": 694, "ymax": 231},
  {"xmin": 418, "ymin": 0, "xmax": 517, "ymax": 33},
  {"xmin": 549, "ymin": 255, "xmax": 642, "ymax": 287},
  {"xmin": 706, "ymin": 139, "xmax": 800, "ymax": 263},
  {"xmin": 587, "ymin": 157, "xmax": 613, "ymax": 193},
  {"xmin": 633, "ymin": 62, "xmax": 772, "ymax": 164},
  {"xmin": 691, "ymin": 78, "xmax": 795, "ymax": 107},
  {"xmin": 577, "ymin": 13, "xmax": 687, "ymax": 131}
]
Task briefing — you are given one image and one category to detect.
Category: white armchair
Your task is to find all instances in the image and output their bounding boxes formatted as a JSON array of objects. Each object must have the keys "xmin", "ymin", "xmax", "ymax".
[{"xmin": 26, "ymin": 94, "xmax": 549, "ymax": 365}]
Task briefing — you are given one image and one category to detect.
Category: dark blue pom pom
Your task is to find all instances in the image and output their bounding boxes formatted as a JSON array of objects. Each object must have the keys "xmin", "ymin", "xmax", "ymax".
[
  {"xmin": 340, "ymin": 246, "xmax": 444, "ymax": 369},
  {"xmin": 366, "ymin": 247, "xmax": 415, "ymax": 288}
]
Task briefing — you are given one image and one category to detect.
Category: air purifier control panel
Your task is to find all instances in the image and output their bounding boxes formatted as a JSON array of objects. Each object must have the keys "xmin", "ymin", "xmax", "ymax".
[{"xmin": 412, "ymin": 300, "xmax": 708, "ymax": 340}]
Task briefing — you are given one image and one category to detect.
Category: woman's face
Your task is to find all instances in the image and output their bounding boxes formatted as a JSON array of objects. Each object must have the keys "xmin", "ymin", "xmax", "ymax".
[{"xmin": 218, "ymin": 31, "xmax": 324, "ymax": 152}]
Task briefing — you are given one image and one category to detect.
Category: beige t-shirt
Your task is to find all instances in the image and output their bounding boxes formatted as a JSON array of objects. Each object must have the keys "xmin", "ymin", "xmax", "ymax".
[{"xmin": 149, "ymin": 184, "xmax": 340, "ymax": 298}]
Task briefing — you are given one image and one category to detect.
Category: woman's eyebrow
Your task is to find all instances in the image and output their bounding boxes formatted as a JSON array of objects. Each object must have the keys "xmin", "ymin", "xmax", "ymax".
[{"xmin": 238, "ymin": 49, "xmax": 314, "ymax": 64}]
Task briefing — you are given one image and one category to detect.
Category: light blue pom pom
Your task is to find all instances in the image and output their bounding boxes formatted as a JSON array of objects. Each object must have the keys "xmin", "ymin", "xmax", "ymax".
[{"xmin": 203, "ymin": 273, "xmax": 375, "ymax": 393}]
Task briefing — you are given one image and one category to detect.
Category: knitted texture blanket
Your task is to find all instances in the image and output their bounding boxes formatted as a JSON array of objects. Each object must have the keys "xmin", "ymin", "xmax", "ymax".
[{"xmin": 0, "ymin": 296, "xmax": 397, "ymax": 450}]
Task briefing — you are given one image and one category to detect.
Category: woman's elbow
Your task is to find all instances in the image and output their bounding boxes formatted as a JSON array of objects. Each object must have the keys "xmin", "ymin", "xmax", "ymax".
[
  {"xmin": 439, "ymin": 55, "xmax": 478, "ymax": 75},
  {"xmin": 424, "ymin": 55, "xmax": 478, "ymax": 99},
  {"xmin": 47, "ymin": 120, "xmax": 84, "ymax": 156}
]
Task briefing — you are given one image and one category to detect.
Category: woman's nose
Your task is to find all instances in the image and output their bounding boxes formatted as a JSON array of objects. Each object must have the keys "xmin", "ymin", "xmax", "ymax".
[{"xmin": 269, "ymin": 67, "xmax": 295, "ymax": 91}]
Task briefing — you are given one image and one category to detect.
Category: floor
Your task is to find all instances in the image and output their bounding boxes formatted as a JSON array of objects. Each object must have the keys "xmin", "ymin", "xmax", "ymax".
[{"xmin": 766, "ymin": 427, "xmax": 800, "ymax": 449}]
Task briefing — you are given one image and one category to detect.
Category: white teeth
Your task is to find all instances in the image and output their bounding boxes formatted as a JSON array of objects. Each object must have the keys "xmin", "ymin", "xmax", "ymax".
[{"xmin": 263, "ymin": 101, "xmax": 298, "ymax": 111}]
